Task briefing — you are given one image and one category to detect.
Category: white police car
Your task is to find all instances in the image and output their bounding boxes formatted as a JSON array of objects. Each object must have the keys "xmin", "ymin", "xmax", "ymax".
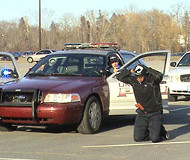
[{"xmin": 168, "ymin": 51, "xmax": 190, "ymax": 101}]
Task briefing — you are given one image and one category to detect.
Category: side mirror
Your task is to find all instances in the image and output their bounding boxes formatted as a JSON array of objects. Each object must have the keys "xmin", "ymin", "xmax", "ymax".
[{"xmin": 170, "ymin": 62, "xmax": 176, "ymax": 67}]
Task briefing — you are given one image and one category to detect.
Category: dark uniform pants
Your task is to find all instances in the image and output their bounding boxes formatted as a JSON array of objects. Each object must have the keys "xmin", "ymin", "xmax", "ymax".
[{"xmin": 134, "ymin": 110, "xmax": 166, "ymax": 143}]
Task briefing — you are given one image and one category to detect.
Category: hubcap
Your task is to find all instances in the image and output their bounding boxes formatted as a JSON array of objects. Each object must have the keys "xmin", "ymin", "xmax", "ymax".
[
  {"xmin": 28, "ymin": 58, "xmax": 32, "ymax": 63},
  {"xmin": 88, "ymin": 102, "xmax": 101, "ymax": 129}
]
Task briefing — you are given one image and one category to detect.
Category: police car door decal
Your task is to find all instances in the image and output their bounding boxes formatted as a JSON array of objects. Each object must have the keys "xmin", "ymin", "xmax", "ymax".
[{"xmin": 107, "ymin": 75, "xmax": 136, "ymax": 115}]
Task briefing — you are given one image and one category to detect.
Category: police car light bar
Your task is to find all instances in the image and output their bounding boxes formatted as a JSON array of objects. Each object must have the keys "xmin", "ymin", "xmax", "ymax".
[{"xmin": 63, "ymin": 43, "xmax": 118, "ymax": 50}]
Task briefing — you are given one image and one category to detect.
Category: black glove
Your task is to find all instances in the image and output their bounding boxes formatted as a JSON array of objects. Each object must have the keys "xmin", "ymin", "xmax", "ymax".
[{"xmin": 115, "ymin": 69, "xmax": 130, "ymax": 80}]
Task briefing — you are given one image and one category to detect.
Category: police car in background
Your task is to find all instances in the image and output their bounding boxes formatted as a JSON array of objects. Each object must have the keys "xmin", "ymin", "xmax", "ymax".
[
  {"xmin": 0, "ymin": 43, "xmax": 171, "ymax": 134},
  {"xmin": 0, "ymin": 52, "xmax": 20, "ymax": 84}
]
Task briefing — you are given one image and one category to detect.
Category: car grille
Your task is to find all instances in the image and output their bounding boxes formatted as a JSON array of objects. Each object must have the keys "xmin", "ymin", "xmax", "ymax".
[
  {"xmin": 180, "ymin": 74, "xmax": 190, "ymax": 82},
  {"xmin": 0, "ymin": 89, "xmax": 43, "ymax": 106},
  {"xmin": 0, "ymin": 89, "xmax": 43, "ymax": 120},
  {"xmin": 4, "ymin": 92, "xmax": 33, "ymax": 103}
]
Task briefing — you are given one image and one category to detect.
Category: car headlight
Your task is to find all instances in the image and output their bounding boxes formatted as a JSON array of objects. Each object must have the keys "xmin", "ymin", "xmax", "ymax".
[
  {"xmin": 169, "ymin": 75, "xmax": 180, "ymax": 82},
  {"xmin": 44, "ymin": 93, "xmax": 81, "ymax": 103}
]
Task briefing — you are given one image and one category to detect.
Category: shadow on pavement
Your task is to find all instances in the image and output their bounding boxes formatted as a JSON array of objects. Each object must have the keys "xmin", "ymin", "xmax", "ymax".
[
  {"xmin": 15, "ymin": 115, "xmax": 136, "ymax": 134},
  {"xmin": 100, "ymin": 115, "xmax": 135, "ymax": 133},
  {"xmin": 16, "ymin": 124, "xmax": 78, "ymax": 134},
  {"xmin": 164, "ymin": 102, "xmax": 190, "ymax": 140}
]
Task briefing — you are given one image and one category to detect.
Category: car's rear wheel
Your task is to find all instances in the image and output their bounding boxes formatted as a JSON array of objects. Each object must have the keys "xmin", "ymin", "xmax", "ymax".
[
  {"xmin": 27, "ymin": 57, "xmax": 33, "ymax": 63},
  {"xmin": 77, "ymin": 96, "xmax": 102, "ymax": 134},
  {"xmin": 0, "ymin": 123, "xmax": 17, "ymax": 131}
]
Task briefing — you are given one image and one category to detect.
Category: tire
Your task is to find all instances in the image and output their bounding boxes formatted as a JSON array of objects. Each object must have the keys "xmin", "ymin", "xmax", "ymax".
[
  {"xmin": 168, "ymin": 94, "xmax": 177, "ymax": 102},
  {"xmin": 27, "ymin": 57, "xmax": 33, "ymax": 63},
  {"xmin": 0, "ymin": 123, "xmax": 17, "ymax": 131},
  {"xmin": 77, "ymin": 96, "xmax": 102, "ymax": 134}
]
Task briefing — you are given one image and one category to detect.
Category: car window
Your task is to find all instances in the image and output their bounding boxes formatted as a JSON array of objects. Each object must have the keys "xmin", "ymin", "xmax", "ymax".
[
  {"xmin": 177, "ymin": 53, "xmax": 190, "ymax": 66},
  {"xmin": 111, "ymin": 51, "xmax": 170, "ymax": 77},
  {"xmin": 36, "ymin": 50, "xmax": 49, "ymax": 55},
  {"xmin": 83, "ymin": 56, "xmax": 104, "ymax": 74},
  {"xmin": 119, "ymin": 53, "xmax": 139, "ymax": 70},
  {"xmin": 120, "ymin": 53, "xmax": 142, "ymax": 70},
  {"xmin": 27, "ymin": 54, "xmax": 106, "ymax": 77},
  {"xmin": 0, "ymin": 55, "xmax": 15, "ymax": 71},
  {"xmin": 45, "ymin": 51, "xmax": 51, "ymax": 54},
  {"xmin": 121, "ymin": 53, "xmax": 135, "ymax": 63},
  {"xmin": 36, "ymin": 51, "xmax": 44, "ymax": 55}
]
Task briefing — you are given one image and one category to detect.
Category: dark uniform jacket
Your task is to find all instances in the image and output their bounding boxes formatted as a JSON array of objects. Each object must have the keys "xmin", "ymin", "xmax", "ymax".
[{"xmin": 116, "ymin": 67, "xmax": 163, "ymax": 113}]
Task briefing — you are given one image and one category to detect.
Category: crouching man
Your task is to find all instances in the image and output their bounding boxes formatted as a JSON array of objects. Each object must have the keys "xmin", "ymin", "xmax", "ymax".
[{"xmin": 116, "ymin": 64, "xmax": 169, "ymax": 143}]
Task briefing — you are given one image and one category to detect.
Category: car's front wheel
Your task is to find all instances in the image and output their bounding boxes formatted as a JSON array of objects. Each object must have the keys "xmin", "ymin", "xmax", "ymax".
[
  {"xmin": 0, "ymin": 123, "xmax": 17, "ymax": 131},
  {"xmin": 27, "ymin": 57, "xmax": 33, "ymax": 63},
  {"xmin": 77, "ymin": 96, "xmax": 102, "ymax": 134}
]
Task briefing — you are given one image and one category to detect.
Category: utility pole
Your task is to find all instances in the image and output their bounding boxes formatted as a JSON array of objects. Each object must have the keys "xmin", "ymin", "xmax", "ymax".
[{"xmin": 39, "ymin": 0, "xmax": 42, "ymax": 50}]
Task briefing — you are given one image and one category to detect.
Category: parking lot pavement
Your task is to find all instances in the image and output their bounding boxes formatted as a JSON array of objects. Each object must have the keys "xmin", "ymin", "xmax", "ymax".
[{"xmin": 0, "ymin": 102, "xmax": 190, "ymax": 160}]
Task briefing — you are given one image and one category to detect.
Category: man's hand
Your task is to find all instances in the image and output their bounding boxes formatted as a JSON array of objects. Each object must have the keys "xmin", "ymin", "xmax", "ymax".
[
  {"xmin": 113, "ymin": 67, "xmax": 119, "ymax": 73},
  {"xmin": 130, "ymin": 69, "xmax": 134, "ymax": 74}
]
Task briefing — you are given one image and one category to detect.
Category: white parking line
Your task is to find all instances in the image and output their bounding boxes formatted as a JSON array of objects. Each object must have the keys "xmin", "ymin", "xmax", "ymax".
[
  {"xmin": 170, "ymin": 107, "xmax": 190, "ymax": 112},
  {"xmin": 82, "ymin": 140, "xmax": 190, "ymax": 148}
]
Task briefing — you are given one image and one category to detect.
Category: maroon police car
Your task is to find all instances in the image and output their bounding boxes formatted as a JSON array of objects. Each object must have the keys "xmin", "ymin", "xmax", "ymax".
[{"xmin": 0, "ymin": 43, "xmax": 170, "ymax": 134}]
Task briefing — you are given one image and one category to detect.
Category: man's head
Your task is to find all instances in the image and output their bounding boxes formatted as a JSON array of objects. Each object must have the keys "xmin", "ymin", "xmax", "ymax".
[
  {"xmin": 110, "ymin": 56, "xmax": 118, "ymax": 63},
  {"xmin": 109, "ymin": 56, "xmax": 119, "ymax": 67},
  {"xmin": 134, "ymin": 65, "xmax": 147, "ymax": 83}
]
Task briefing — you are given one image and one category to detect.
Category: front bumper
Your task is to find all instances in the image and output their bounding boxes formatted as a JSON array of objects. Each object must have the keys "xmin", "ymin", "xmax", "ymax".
[
  {"xmin": 0, "ymin": 103, "xmax": 83, "ymax": 125},
  {"xmin": 168, "ymin": 82, "xmax": 190, "ymax": 95},
  {"xmin": 0, "ymin": 89, "xmax": 83, "ymax": 125}
]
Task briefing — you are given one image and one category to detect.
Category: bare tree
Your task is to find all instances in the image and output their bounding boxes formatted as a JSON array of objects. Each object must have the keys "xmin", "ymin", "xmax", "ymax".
[
  {"xmin": 182, "ymin": 11, "xmax": 190, "ymax": 51},
  {"xmin": 0, "ymin": 5, "xmax": 188, "ymax": 53}
]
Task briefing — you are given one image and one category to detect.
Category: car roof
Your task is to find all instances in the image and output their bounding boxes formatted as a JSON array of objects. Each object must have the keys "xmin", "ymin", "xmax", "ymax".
[
  {"xmin": 51, "ymin": 49, "xmax": 136, "ymax": 57},
  {"xmin": 52, "ymin": 50, "xmax": 116, "ymax": 56},
  {"xmin": 57, "ymin": 43, "xmax": 137, "ymax": 57}
]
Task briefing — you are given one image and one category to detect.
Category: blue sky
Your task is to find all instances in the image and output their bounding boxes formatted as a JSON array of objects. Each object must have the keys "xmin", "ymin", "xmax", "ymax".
[{"xmin": 0, "ymin": 0, "xmax": 189, "ymax": 25}]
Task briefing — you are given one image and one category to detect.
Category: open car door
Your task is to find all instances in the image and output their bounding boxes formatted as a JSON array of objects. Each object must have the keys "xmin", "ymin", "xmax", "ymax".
[
  {"xmin": 107, "ymin": 50, "xmax": 171, "ymax": 115},
  {"xmin": 0, "ymin": 52, "xmax": 20, "ymax": 84}
]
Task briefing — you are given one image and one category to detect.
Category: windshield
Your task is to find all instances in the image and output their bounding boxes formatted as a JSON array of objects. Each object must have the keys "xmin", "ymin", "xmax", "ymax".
[
  {"xmin": 26, "ymin": 54, "xmax": 106, "ymax": 77},
  {"xmin": 177, "ymin": 53, "xmax": 190, "ymax": 66}
]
